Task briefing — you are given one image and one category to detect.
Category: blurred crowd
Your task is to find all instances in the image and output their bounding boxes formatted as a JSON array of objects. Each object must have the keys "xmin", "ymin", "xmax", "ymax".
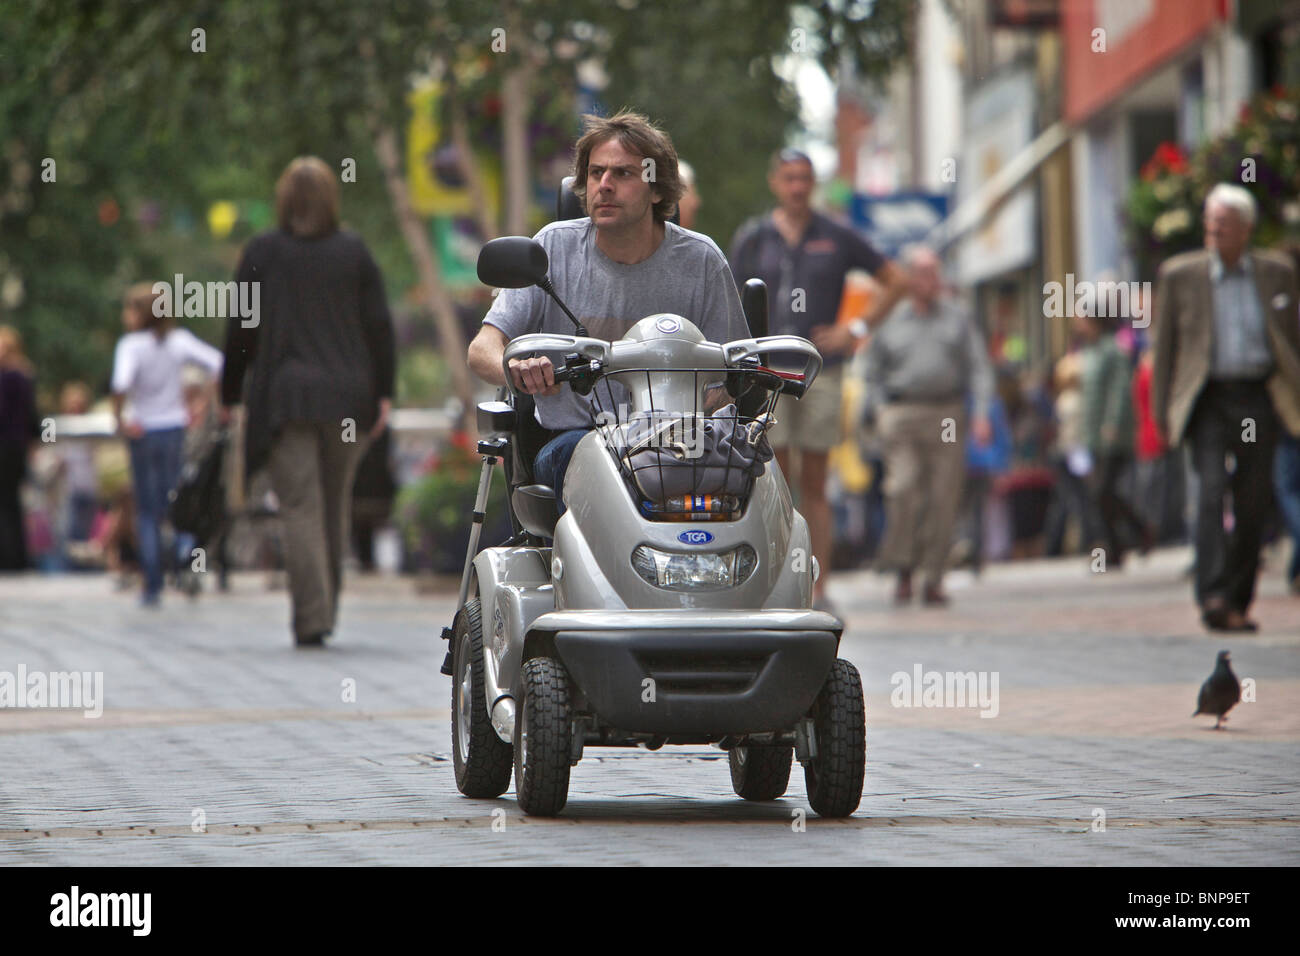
[
  {"xmin": 736, "ymin": 152, "xmax": 1300, "ymax": 628},
  {"xmin": 0, "ymin": 158, "xmax": 398, "ymax": 651},
  {"xmin": 0, "ymin": 306, "xmax": 225, "ymax": 583},
  {"xmin": 2, "ymin": 134, "xmax": 1298, "ymax": 641}
]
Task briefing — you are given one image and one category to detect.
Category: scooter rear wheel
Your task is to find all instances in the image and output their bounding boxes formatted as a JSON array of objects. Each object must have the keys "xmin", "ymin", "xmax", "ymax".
[
  {"xmin": 452, "ymin": 600, "xmax": 514, "ymax": 798},
  {"xmin": 804, "ymin": 658, "xmax": 866, "ymax": 818},
  {"xmin": 729, "ymin": 746, "xmax": 793, "ymax": 801},
  {"xmin": 514, "ymin": 657, "xmax": 573, "ymax": 816}
]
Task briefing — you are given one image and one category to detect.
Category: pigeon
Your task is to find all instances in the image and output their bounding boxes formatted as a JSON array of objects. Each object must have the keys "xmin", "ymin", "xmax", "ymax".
[{"xmin": 1193, "ymin": 650, "xmax": 1241, "ymax": 730}]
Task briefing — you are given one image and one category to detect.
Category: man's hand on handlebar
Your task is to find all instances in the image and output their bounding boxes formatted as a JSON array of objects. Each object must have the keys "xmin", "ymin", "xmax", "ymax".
[{"xmin": 508, "ymin": 355, "xmax": 563, "ymax": 396}]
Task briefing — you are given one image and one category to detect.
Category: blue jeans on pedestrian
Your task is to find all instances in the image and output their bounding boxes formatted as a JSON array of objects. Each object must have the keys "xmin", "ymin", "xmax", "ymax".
[
  {"xmin": 1275, "ymin": 433, "xmax": 1300, "ymax": 584},
  {"xmin": 533, "ymin": 428, "xmax": 591, "ymax": 517},
  {"xmin": 128, "ymin": 427, "xmax": 185, "ymax": 601}
]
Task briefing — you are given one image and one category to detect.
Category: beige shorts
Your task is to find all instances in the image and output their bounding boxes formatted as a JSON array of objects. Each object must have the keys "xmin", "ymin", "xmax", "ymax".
[{"xmin": 766, "ymin": 364, "xmax": 844, "ymax": 453}]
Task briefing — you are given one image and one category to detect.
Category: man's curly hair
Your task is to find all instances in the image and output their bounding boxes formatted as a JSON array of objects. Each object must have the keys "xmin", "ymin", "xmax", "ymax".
[{"xmin": 571, "ymin": 110, "xmax": 684, "ymax": 224}]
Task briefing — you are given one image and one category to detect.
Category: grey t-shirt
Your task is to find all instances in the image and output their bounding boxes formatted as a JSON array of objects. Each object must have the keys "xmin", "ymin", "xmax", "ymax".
[{"xmin": 483, "ymin": 218, "xmax": 749, "ymax": 430}]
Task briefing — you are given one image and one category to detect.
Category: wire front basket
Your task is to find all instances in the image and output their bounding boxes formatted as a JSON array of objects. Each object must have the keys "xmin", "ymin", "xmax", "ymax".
[{"xmin": 587, "ymin": 367, "xmax": 781, "ymax": 521}]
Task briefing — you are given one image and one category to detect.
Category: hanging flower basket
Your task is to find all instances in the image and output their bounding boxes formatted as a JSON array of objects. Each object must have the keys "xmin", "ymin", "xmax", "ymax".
[{"xmin": 1125, "ymin": 86, "xmax": 1300, "ymax": 281}]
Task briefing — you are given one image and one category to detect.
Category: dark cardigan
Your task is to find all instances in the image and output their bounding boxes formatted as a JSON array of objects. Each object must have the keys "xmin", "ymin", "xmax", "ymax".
[{"xmin": 221, "ymin": 228, "xmax": 396, "ymax": 478}]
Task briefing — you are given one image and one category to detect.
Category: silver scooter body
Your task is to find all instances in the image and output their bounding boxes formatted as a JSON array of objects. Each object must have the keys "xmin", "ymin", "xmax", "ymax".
[{"xmin": 472, "ymin": 316, "xmax": 840, "ymax": 743}]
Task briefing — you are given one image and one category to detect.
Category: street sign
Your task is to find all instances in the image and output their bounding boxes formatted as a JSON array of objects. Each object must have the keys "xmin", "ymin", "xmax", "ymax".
[{"xmin": 849, "ymin": 192, "xmax": 949, "ymax": 259}]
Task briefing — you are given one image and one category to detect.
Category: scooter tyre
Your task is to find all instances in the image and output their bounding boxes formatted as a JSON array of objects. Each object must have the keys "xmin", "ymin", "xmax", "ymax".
[
  {"xmin": 729, "ymin": 746, "xmax": 793, "ymax": 801},
  {"xmin": 804, "ymin": 658, "xmax": 865, "ymax": 818},
  {"xmin": 514, "ymin": 657, "xmax": 573, "ymax": 816},
  {"xmin": 452, "ymin": 599, "xmax": 514, "ymax": 798}
]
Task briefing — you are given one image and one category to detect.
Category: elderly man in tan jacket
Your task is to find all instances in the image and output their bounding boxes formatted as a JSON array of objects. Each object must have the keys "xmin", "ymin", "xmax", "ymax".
[{"xmin": 1151, "ymin": 183, "xmax": 1300, "ymax": 632}]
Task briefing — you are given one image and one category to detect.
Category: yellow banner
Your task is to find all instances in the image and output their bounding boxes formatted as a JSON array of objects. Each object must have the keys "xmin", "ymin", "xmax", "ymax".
[{"xmin": 407, "ymin": 81, "xmax": 500, "ymax": 219}]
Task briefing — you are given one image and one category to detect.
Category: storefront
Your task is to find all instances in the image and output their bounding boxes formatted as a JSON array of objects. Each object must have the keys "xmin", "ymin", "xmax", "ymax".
[
  {"xmin": 1062, "ymin": 0, "xmax": 1231, "ymax": 283},
  {"xmin": 952, "ymin": 68, "xmax": 1045, "ymax": 368}
]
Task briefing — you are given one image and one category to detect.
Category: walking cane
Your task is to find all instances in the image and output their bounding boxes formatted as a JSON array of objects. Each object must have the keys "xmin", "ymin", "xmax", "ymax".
[{"xmin": 440, "ymin": 436, "xmax": 506, "ymax": 675}]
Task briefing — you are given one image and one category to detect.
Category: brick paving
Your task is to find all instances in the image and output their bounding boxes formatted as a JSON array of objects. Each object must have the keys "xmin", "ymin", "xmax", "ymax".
[{"xmin": 1, "ymin": 545, "xmax": 1297, "ymax": 865}]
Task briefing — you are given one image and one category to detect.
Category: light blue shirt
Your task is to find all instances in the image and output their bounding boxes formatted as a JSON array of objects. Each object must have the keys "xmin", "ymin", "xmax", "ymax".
[{"xmin": 1209, "ymin": 251, "xmax": 1272, "ymax": 380}]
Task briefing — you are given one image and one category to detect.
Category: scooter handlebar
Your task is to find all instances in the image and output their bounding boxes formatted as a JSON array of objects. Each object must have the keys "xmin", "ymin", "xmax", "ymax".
[
  {"xmin": 501, "ymin": 331, "xmax": 822, "ymax": 397},
  {"xmin": 502, "ymin": 334, "xmax": 611, "ymax": 396},
  {"xmin": 722, "ymin": 335, "xmax": 823, "ymax": 397}
]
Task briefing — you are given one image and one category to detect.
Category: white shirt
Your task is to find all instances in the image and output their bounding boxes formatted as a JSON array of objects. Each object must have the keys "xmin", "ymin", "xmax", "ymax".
[{"xmin": 111, "ymin": 328, "xmax": 223, "ymax": 430}]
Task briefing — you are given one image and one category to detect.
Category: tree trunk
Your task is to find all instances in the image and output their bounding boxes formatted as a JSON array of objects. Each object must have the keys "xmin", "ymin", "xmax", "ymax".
[
  {"xmin": 446, "ymin": 76, "xmax": 499, "ymax": 242},
  {"xmin": 501, "ymin": 59, "xmax": 535, "ymax": 237},
  {"xmin": 370, "ymin": 119, "xmax": 476, "ymax": 433}
]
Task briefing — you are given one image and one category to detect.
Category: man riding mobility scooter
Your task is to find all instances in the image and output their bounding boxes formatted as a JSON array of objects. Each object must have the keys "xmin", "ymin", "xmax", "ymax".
[{"xmin": 441, "ymin": 235, "xmax": 866, "ymax": 817}]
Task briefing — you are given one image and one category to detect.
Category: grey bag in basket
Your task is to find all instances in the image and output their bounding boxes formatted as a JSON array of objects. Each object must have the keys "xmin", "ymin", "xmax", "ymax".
[{"xmin": 622, "ymin": 403, "xmax": 775, "ymax": 500}]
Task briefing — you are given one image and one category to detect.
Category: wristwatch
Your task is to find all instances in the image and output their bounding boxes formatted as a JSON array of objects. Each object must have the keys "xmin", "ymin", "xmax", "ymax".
[{"xmin": 849, "ymin": 318, "xmax": 869, "ymax": 340}]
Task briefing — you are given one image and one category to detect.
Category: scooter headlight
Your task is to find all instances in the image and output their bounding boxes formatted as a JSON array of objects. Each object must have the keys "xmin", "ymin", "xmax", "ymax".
[{"xmin": 631, "ymin": 544, "xmax": 757, "ymax": 591}]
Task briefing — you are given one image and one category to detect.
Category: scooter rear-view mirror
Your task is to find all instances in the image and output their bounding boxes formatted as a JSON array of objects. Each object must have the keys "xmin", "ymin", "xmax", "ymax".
[
  {"xmin": 478, "ymin": 235, "xmax": 588, "ymax": 337},
  {"xmin": 477, "ymin": 236, "xmax": 550, "ymax": 289}
]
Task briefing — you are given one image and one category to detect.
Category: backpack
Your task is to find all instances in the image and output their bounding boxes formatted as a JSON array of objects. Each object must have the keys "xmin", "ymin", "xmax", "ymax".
[{"xmin": 168, "ymin": 431, "xmax": 227, "ymax": 543}]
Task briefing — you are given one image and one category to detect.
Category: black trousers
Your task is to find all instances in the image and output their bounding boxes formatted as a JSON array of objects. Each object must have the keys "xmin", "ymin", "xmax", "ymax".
[
  {"xmin": 1186, "ymin": 380, "xmax": 1278, "ymax": 611},
  {"xmin": 1091, "ymin": 452, "xmax": 1146, "ymax": 563},
  {"xmin": 0, "ymin": 442, "xmax": 28, "ymax": 571}
]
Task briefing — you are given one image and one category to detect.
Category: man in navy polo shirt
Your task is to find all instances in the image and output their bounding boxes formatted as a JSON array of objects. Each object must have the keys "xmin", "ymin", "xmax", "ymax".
[{"xmin": 729, "ymin": 149, "xmax": 906, "ymax": 612}]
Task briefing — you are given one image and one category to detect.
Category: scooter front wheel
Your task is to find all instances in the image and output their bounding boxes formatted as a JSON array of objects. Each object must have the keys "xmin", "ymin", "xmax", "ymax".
[
  {"xmin": 804, "ymin": 659, "xmax": 866, "ymax": 818},
  {"xmin": 452, "ymin": 600, "xmax": 514, "ymax": 798},
  {"xmin": 729, "ymin": 746, "xmax": 793, "ymax": 801},
  {"xmin": 514, "ymin": 657, "xmax": 573, "ymax": 816}
]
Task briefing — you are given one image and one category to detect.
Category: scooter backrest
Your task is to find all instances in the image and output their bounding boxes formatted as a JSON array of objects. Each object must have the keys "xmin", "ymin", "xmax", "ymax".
[{"xmin": 741, "ymin": 278, "xmax": 768, "ymax": 338}]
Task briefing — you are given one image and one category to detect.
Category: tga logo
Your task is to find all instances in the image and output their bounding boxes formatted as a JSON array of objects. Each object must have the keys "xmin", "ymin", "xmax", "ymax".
[
  {"xmin": 678, "ymin": 530, "xmax": 713, "ymax": 545},
  {"xmin": 50, "ymin": 886, "xmax": 151, "ymax": 936}
]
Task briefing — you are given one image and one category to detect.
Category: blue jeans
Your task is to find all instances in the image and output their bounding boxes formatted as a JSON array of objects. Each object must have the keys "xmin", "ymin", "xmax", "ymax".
[
  {"xmin": 128, "ymin": 427, "xmax": 185, "ymax": 599},
  {"xmin": 533, "ymin": 429, "xmax": 591, "ymax": 517},
  {"xmin": 1275, "ymin": 433, "xmax": 1300, "ymax": 584}
]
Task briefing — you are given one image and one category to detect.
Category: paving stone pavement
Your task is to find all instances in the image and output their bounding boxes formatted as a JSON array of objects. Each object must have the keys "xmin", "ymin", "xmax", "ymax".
[{"xmin": 1, "ymin": 546, "xmax": 1297, "ymax": 865}]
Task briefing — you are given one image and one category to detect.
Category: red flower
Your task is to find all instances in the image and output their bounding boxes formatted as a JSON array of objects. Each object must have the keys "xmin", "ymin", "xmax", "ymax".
[
  {"xmin": 1140, "ymin": 142, "xmax": 1189, "ymax": 181},
  {"xmin": 449, "ymin": 430, "xmax": 473, "ymax": 452}
]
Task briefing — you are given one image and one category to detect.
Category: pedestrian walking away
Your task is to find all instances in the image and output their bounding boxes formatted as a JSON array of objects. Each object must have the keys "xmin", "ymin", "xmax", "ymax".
[
  {"xmin": 728, "ymin": 147, "xmax": 907, "ymax": 614},
  {"xmin": 222, "ymin": 156, "xmax": 396, "ymax": 647},
  {"xmin": 0, "ymin": 326, "xmax": 39, "ymax": 571},
  {"xmin": 1077, "ymin": 310, "xmax": 1153, "ymax": 568},
  {"xmin": 110, "ymin": 285, "xmax": 223, "ymax": 605},
  {"xmin": 1150, "ymin": 183, "xmax": 1300, "ymax": 632}
]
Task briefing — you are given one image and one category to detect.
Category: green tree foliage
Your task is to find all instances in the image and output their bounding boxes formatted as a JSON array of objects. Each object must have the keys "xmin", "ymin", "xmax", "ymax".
[{"xmin": 1, "ymin": 0, "xmax": 915, "ymax": 405}]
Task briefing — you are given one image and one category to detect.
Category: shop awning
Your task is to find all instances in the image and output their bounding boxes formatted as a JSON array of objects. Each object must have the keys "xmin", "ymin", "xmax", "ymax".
[{"xmin": 925, "ymin": 119, "xmax": 1071, "ymax": 252}]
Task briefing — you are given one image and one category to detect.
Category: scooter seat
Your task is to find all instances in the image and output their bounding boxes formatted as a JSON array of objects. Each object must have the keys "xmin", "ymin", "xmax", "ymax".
[{"xmin": 513, "ymin": 484, "xmax": 559, "ymax": 538}]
